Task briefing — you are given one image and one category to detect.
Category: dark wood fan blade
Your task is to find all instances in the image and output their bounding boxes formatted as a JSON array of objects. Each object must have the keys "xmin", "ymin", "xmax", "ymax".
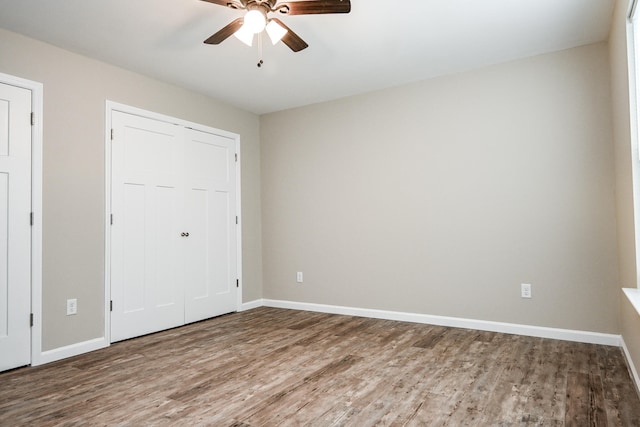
[
  {"xmin": 204, "ymin": 18, "xmax": 244, "ymax": 44},
  {"xmin": 276, "ymin": 0, "xmax": 350, "ymax": 15},
  {"xmin": 271, "ymin": 18, "xmax": 308, "ymax": 52},
  {"xmin": 200, "ymin": 0, "xmax": 231, "ymax": 6},
  {"xmin": 200, "ymin": 0, "xmax": 246, "ymax": 8}
]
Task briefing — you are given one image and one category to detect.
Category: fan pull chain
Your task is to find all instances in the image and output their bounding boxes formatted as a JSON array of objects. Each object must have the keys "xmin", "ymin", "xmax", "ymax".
[{"xmin": 257, "ymin": 32, "xmax": 264, "ymax": 68}]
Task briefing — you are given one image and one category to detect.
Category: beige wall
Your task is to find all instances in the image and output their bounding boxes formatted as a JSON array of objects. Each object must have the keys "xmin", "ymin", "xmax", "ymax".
[
  {"xmin": 610, "ymin": 0, "xmax": 640, "ymax": 373},
  {"xmin": 261, "ymin": 42, "xmax": 620, "ymax": 333},
  {"xmin": 0, "ymin": 28, "xmax": 263, "ymax": 351},
  {"xmin": 0, "ymin": 11, "xmax": 631, "ymax": 357}
]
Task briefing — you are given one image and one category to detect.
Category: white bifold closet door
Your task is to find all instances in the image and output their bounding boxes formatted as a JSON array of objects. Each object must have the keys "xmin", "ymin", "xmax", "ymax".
[
  {"xmin": 110, "ymin": 111, "xmax": 237, "ymax": 343},
  {"xmin": 183, "ymin": 128, "xmax": 237, "ymax": 324}
]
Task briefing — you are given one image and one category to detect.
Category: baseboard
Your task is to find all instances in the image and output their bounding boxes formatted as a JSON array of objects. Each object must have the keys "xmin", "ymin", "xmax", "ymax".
[
  {"xmin": 31, "ymin": 300, "xmax": 261, "ymax": 366},
  {"xmin": 621, "ymin": 336, "xmax": 640, "ymax": 395},
  {"xmin": 32, "ymin": 337, "xmax": 109, "ymax": 366},
  {"xmin": 261, "ymin": 299, "xmax": 621, "ymax": 346},
  {"xmin": 31, "ymin": 300, "xmax": 622, "ymax": 367},
  {"xmin": 240, "ymin": 299, "xmax": 264, "ymax": 311}
]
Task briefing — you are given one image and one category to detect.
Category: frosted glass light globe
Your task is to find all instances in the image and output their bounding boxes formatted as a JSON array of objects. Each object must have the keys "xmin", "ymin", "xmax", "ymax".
[
  {"xmin": 244, "ymin": 10, "xmax": 266, "ymax": 34},
  {"xmin": 266, "ymin": 20, "xmax": 288, "ymax": 44}
]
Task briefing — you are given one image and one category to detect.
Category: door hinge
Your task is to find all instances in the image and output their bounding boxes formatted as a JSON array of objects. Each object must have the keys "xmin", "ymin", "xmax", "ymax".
[
  {"xmin": 236, "ymin": 279, "xmax": 239, "ymax": 288},
  {"xmin": 235, "ymin": 216, "xmax": 238, "ymax": 225},
  {"xmin": 110, "ymin": 300, "xmax": 113, "ymax": 312},
  {"xmin": 30, "ymin": 313, "xmax": 34, "ymax": 327},
  {"xmin": 30, "ymin": 212, "xmax": 34, "ymax": 226},
  {"xmin": 30, "ymin": 112, "xmax": 35, "ymax": 126},
  {"xmin": 110, "ymin": 214, "xmax": 113, "ymax": 225},
  {"xmin": 110, "ymin": 129, "xmax": 114, "ymax": 141},
  {"xmin": 235, "ymin": 153, "xmax": 238, "ymax": 162}
]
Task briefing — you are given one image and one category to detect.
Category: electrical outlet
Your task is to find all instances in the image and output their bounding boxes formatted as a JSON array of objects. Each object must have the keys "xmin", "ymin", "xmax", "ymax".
[
  {"xmin": 521, "ymin": 283, "xmax": 532, "ymax": 299},
  {"xmin": 66, "ymin": 298, "xmax": 77, "ymax": 315},
  {"xmin": 296, "ymin": 272, "xmax": 303, "ymax": 283}
]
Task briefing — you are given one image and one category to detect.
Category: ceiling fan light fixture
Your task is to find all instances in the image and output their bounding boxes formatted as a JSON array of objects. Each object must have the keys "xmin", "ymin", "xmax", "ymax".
[
  {"xmin": 233, "ymin": 25, "xmax": 254, "ymax": 46},
  {"xmin": 243, "ymin": 9, "xmax": 266, "ymax": 34},
  {"xmin": 202, "ymin": 0, "xmax": 351, "ymax": 53},
  {"xmin": 266, "ymin": 20, "xmax": 288, "ymax": 44}
]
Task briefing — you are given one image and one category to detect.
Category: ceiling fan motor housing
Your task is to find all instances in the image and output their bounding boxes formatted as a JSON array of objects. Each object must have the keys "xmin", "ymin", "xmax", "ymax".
[{"xmin": 246, "ymin": 1, "xmax": 271, "ymax": 16}]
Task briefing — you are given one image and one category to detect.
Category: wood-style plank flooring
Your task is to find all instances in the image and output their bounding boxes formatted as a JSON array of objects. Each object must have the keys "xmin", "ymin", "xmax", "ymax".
[{"xmin": 2, "ymin": 307, "xmax": 640, "ymax": 426}]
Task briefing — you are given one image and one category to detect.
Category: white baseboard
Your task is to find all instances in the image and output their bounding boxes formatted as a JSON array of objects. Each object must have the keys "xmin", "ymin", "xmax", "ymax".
[
  {"xmin": 30, "ymin": 300, "xmax": 623, "ymax": 367},
  {"xmin": 621, "ymin": 336, "xmax": 640, "ymax": 395},
  {"xmin": 260, "ymin": 299, "xmax": 621, "ymax": 347},
  {"xmin": 32, "ymin": 337, "xmax": 109, "ymax": 366},
  {"xmin": 240, "ymin": 299, "xmax": 264, "ymax": 311}
]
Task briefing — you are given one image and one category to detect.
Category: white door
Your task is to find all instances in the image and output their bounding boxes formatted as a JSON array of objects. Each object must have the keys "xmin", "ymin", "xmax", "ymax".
[
  {"xmin": 110, "ymin": 111, "xmax": 185, "ymax": 342},
  {"xmin": 0, "ymin": 83, "xmax": 32, "ymax": 371},
  {"xmin": 110, "ymin": 111, "xmax": 238, "ymax": 342},
  {"xmin": 184, "ymin": 128, "xmax": 237, "ymax": 323}
]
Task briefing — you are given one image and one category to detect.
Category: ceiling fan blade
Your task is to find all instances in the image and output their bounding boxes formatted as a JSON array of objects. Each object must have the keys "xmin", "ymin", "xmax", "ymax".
[
  {"xmin": 200, "ymin": 0, "xmax": 246, "ymax": 8},
  {"xmin": 204, "ymin": 17, "xmax": 244, "ymax": 44},
  {"xmin": 276, "ymin": 0, "xmax": 350, "ymax": 15},
  {"xmin": 271, "ymin": 18, "xmax": 308, "ymax": 52},
  {"xmin": 200, "ymin": 0, "xmax": 231, "ymax": 6}
]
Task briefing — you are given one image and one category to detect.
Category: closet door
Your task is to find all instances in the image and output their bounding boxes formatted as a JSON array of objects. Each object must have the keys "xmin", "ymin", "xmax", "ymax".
[
  {"xmin": 183, "ymin": 128, "xmax": 237, "ymax": 323},
  {"xmin": 110, "ymin": 111, "xmax": 185, "ymax": 342}
]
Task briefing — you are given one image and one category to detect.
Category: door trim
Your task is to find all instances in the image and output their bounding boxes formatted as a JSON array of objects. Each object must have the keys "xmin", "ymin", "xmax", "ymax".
[
  {"xmin": 0, "ymin": 72, "xmax": 43, "ymax": 367},
  {"xmin": 104, "ymin": 101, "xmax": 243, "ymax": 344}
]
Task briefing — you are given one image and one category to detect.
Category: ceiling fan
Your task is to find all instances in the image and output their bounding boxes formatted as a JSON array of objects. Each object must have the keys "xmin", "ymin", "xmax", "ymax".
[{"xmin": 201, "ymin": 0, "xmax": 351, "ymax": 53}]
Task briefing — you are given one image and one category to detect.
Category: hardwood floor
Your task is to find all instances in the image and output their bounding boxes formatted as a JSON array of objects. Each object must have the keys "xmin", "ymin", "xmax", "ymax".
[{"xmin": 2, "ymin": 307, "xmax": 640, "ymax": 426}]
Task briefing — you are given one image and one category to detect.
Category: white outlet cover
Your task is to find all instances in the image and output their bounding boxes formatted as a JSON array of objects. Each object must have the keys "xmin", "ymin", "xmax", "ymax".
[
  {"xmin": 66, "ymin": 298, "xmax": 77, "ymax": 315},
  {"xmin": 296, "ymin": 272, "xmax": 303, "ymax": 283},
  {"xmin": 521, "ymin": 283, "xmax": 532, "ymax": 299}
]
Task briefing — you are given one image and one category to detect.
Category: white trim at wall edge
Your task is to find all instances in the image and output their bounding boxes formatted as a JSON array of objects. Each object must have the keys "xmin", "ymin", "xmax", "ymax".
[
  {"xmin": 258, "ymin": 299, "xmax": 621, "ymax": 347},
  {"xmin": 29, "ymin": 300, "xmax": 626, "ymax": 366},
  {"xmin": 33, "ymin": 337, "xmax": 109, "ymax": 366},
  {"xmin": 621, "ymin": 336, "xmax": 640, "ymax": 396},
  {"xmin": 240, "ymin": 299, "xmax": 264, "ymax": 311}
]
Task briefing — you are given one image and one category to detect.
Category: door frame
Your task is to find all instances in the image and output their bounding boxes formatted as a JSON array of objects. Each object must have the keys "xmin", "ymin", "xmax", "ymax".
[
  {"xmin": 0, "ymin": 72, "xmax": 44, "ymax": 366},
  {"xmin": 104, "ymin": 101, "xmax": 243, "ymax": 344}
]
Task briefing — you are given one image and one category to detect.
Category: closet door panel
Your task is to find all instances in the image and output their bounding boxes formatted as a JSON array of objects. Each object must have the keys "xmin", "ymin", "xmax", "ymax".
[
  {"xmin": 111, "ymin": 111, "xmax": 184, "ymax": 342},
  {"xmin": 121, "ymin": 183, "xmax": 146, "ymax": 313},
  {"xmin": 184, "ymin": 129, "xmax": 237, "ymax": 324},
  {"xmin": 210, "ymin": 190, "xmax": 231, "ymax": 296},
  {"xmin": 185, "ymin": 188, "xmax": 209, "ymax": 300}
]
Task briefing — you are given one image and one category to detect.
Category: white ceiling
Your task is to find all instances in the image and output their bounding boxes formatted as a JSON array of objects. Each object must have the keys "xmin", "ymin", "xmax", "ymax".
[{"xmin": 0, "ymin": 0, "xmax": 615, "ymax": 114}]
